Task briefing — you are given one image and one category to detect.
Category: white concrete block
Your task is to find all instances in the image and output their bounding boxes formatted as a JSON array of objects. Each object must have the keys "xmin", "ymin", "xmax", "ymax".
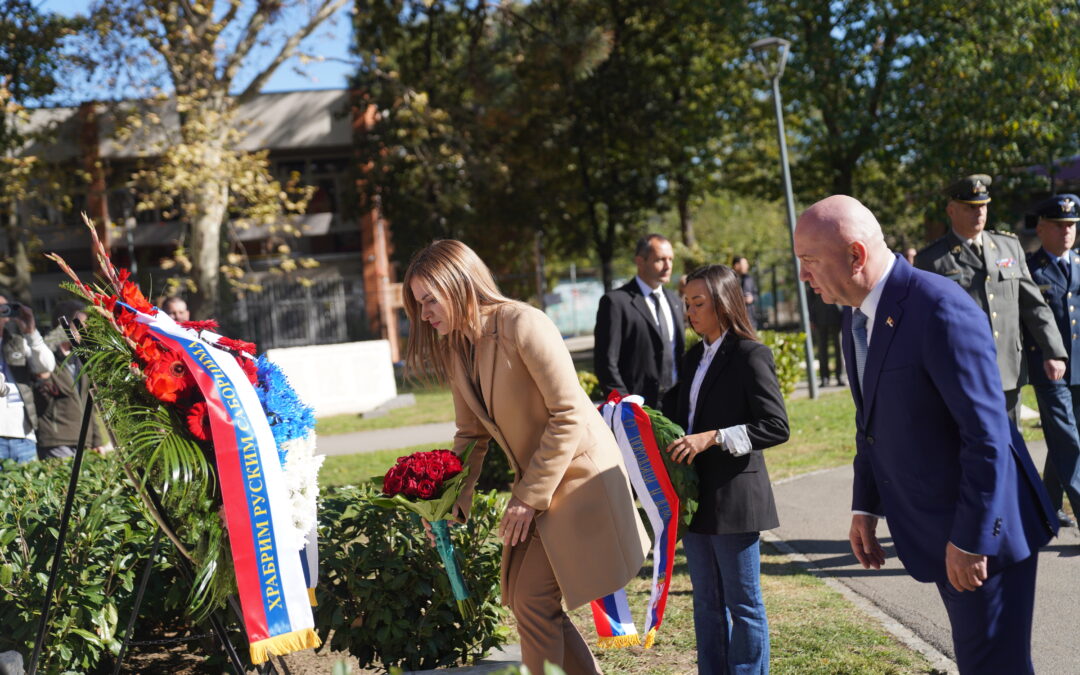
[{"xmin": 265, "ymin": 340, "xmax": 397, "ymax": 417}]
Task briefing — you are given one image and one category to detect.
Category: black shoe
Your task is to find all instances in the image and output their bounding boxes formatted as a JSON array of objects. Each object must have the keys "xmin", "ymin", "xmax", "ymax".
[
  {"xmin": 1057, "ymin": 510, "xmax": 1076, "ymax": 528},
  {"xmin": 837, "ymin": 377, "xmax": 847, "ymax": 387}
]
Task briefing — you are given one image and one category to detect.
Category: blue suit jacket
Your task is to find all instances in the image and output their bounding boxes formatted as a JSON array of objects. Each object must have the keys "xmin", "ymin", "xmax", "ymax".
[
  {"xmin": 842, "ymin": 255, "xmax": 1056, "ymax": 583},
  {"xmin": 1025, "ymin": 247, "xmax": 1080, "ymax": 386}
]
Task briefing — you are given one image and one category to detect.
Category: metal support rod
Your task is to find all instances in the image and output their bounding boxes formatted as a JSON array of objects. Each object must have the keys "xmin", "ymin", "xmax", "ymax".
[
  {"xmin": 113, "ymin": 530, "xmax": 164, "ymax": 675},
  {"xmin": 770, "ymin": 75, "xmax": 818, "ymax": 398},
  {"xmin": 139, "ymin": 477, "xmax": 248, "ymax": 675},
  {"xmin": 27, "ymin": 390, "xmax": 95, "ymax": 675}
]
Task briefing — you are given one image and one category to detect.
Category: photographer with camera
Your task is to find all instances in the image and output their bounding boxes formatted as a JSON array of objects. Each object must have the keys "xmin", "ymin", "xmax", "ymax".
[{"xmin": 0, "ymin": 289, "xmax": 56, "ymax": 466}]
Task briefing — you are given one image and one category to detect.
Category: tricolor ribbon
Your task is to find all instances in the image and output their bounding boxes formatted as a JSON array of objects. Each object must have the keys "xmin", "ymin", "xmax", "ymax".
[
  {"xmin": 593, "ymin": 394, "xmax": 680, "ymax": 649},
  {"xmin": 131, "ymin": 306, "xmax": 320, "ymax": 663}
]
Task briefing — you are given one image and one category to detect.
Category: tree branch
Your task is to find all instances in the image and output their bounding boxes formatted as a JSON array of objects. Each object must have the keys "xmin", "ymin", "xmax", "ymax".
[{"xmin": 235, "ymin": 0, "xmax": 350, "ymax": 103}]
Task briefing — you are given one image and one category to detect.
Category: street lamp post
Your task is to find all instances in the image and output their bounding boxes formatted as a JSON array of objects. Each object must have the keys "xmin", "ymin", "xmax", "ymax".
[{"xmin": 749, "ymin": 37, "xmax": 818, "ymax": 399}]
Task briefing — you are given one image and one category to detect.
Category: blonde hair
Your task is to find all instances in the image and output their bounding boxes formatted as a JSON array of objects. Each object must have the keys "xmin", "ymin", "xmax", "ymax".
[{"xmin": 403, "ymin": 239, "xmax": 512, "ymax": 383}]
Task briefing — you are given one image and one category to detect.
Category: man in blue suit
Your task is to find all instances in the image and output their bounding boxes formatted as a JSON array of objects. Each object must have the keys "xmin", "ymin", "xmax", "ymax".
[
  {"xmin": 793, "ymin": 195, "xmax": 1057, "ymax": 674},
  {"xmin": 1024, "ymin": 194, "xmax": 1080, "ymax": 528}
]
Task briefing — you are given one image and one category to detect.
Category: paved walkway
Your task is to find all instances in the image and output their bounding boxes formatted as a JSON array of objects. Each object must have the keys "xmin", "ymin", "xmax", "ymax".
[
  {"xmin": 771, "ymin": 438, "xmax": 1079, "ymax": 674},
  {"xmin": 318, "ymin": 421, "xmax": 457, "ymax": 456}
]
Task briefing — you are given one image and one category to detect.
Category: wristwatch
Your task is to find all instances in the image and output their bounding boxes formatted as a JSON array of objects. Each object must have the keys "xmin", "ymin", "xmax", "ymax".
[{"xmin": 713, "ymin": 428, "xmax": 725, "ymax": 449}]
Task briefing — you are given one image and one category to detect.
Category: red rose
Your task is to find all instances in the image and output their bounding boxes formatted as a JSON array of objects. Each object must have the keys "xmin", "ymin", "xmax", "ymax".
[
  {"xmin": 383, "ymin": 465, "xmax": 405, "ymax": 495},
  {"xmin": 417, "ymin": 479, "xmax": 437, "ymax": 499},
  {"xmin": 186, "ymin": 402, "xmax": 211, "ymax": 441},
  {"xmin": 403, "ymin": 477, "xmax": 421, "ymax": 497}
]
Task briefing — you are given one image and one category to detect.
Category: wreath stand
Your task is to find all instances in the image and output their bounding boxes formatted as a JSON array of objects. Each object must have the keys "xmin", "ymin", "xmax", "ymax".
[{"xmin": 26, "ymin": 319, "xmax": 290, "ymax": 675}]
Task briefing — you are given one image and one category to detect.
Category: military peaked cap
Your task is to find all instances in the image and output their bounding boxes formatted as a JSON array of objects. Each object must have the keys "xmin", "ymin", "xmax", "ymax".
[
  {"xmin": 944, "ymin": 174, "xmax": 992, "ymax": 204},
  {"xmin": 1035, "ymin": 194, "xmax": 1080, "ymax": 222}
]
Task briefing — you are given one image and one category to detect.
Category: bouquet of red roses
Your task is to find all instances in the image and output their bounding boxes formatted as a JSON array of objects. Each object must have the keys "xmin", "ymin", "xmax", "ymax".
[{"xmin": 372, "ymin": 443, "xmax": 476, "ymax": 619}]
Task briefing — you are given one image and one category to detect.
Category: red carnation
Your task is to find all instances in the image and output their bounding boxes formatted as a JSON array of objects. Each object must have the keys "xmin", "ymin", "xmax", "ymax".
[
  {"xmin": 217, "ymin": 336, "xmax": 258, "ymax": 355},
  {"xmin": 186, "ymin": 402, "xmax": 211, "ymax": 441},
  {"xmin": 235, "ymin": 354, "xmax": 258, "ymax": 385},
  {"xmin": 181, "ymin": 319, "xmax": 220, "ymax": 332},
  {"xmin": 144, "ymin": 355, "xmax": 197, "ymax": 403}
]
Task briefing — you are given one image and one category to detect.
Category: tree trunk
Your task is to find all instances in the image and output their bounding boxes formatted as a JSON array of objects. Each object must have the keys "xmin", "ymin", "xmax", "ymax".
[
  {"xmin": 3, "ymin": 208, "xmax": 32, "ymax": 303},
  {"xmin": 187, "ymin": 155, "xmax": 229, "ymax": 320},
  {"xmin": 677, "ymin": 189, "xmax": 695, "ymax": 250}
]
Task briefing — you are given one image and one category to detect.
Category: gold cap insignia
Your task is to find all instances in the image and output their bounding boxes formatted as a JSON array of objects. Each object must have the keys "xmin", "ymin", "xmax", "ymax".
[{"xmin": 1061, "ymin": 197, "xmax": 1075, "ymax": 213}]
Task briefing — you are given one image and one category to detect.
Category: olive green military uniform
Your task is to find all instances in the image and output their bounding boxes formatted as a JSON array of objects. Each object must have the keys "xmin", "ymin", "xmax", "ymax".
[{"xmin": 916, "ymin": 228, "xmax": 1066, "ymax": 419}]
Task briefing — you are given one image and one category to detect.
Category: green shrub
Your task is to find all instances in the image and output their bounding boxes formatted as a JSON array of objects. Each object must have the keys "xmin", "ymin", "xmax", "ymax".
[
  {"xmin": 760, "ymin": 330, "xmax": 806, "ymax": 398},
  {"xmin": 576, "ymin": 370, "xmax": 600, "ymax": 400},
  {"xmin": 0, "ymin": 455, "xmax": 165, "ymax": 673},
  {"xmin": 477, "ymin": 441, "xmax": 515, "ymax": 492},
  {"xmin": 315, "ymin": 484, "xmax": 509, "ymax": 671}
]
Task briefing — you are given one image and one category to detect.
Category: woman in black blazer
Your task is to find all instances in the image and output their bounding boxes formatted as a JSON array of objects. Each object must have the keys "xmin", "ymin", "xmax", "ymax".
[{"xmin": 666, "ymin": 264, "xmax": 789, "ymax": 675}]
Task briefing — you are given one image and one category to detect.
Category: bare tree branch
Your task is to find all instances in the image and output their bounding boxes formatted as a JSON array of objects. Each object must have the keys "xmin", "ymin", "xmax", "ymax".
[{"xmin": 236, "ymin": 0, "xmax": 349, "ymax": 103}]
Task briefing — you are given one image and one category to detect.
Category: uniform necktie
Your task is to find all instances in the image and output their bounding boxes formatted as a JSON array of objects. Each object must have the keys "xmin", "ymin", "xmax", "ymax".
[
  {"xmin": 852, "ymin": 308, "xmax": 869, "ymax": 393},
  {"xmin": 1059, "ymin": 257, "xmax": 1071, "ymax": 285},
  {"xmin": 970, "ymin": 240, "xmax": 983, "ymax": 259},
  {"xmin": 651, "ymin": 290, "xmax": 674, "ymax": 391}
]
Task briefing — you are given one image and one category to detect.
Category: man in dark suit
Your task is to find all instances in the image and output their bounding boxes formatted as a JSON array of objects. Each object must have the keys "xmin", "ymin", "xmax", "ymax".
[
  {"xmin": 794, "ymin": 195, "xmax": 1057, "ymax": 674},
  {"xmin": 1024, "ymin": 194, "xmax": 1080, "ymax": 528},
  {"xmin": 594, "ymin": 234, "xmax": 685, "ymax": 408}
]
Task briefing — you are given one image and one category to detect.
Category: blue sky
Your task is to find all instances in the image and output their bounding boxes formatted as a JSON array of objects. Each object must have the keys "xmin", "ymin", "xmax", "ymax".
[{"xmin": 39, "ymin": 0, "xmax": 356, "ymax": 96}]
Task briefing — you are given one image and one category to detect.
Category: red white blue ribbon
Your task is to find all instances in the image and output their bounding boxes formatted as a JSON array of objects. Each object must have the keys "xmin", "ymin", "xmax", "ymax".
[
  {"xmin": 594, "ymin": 394, "xmax": 680, "ymax": 649},
  {"xmin": 131, "ymin": 307, "xmax": 320, "ymax": 663}
]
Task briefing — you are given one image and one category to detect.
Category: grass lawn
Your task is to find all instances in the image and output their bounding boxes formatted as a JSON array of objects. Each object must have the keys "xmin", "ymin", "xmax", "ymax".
[
  {"xmin": 316, "ymin": 381, "xmax": 1046, "ymax": 673},
  {"xmin": 316, "ymin": 389, "xmax": 455, "ymax": 435},
  {"xmin": 560, "ymin": 544, "xmax": 933, "ymax": 674}
]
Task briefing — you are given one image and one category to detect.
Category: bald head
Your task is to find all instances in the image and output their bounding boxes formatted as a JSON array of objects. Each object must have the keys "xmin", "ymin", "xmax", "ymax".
[{"xmin": 794, "ymin": 195, "xmax": 893, "ymax": 307}]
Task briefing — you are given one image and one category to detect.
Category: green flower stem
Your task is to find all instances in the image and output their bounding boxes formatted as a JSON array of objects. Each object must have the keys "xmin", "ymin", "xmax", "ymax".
[{"xmin": 429, "ymin": 519, "xmax": 474, "ymax": 619}]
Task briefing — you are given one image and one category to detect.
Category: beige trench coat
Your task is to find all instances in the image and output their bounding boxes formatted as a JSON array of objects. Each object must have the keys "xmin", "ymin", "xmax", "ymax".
[{"xmin": 451, "ymin": 302, "xmax": 649, "ymax": 610}]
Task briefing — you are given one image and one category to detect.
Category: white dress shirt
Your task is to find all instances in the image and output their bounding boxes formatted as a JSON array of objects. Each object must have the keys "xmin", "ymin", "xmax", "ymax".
[
  {"xmin": 687, "ymin": 332, "xmax": 751, "ymax": 456},
  {"xmin": 635, "ymin": 276, "xmax": 678, "ymax": 385}
]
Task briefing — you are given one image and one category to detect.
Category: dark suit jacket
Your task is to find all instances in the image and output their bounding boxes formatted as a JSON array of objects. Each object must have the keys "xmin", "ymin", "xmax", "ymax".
[
  {"xmin": 671, "ymin": 334, "xmax": 789, "ymax": 535},
  {"xmin": 594, "ymin": 279, "xmax": 685, "ymax": 409},
  {"xmin": 843, "ymin": 255, "xmax": 1056, "ymax": 583}
]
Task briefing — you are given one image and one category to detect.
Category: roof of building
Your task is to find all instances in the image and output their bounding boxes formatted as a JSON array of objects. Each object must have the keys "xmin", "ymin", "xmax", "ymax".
[{"xmin": 19, "ymin": 89, "xmax": 354, "ymax": 161}]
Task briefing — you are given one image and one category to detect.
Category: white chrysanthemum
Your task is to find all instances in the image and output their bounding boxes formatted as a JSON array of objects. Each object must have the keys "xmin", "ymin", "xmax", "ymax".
[{"xmin": 280, "ymin": 432, "xmax": 324, "ymax": 550}]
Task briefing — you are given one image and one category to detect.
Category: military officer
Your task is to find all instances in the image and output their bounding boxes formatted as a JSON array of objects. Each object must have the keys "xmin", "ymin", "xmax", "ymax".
[
  {"xmin": 915, "ymin": 174, "xmax": 1067, "ymax": 421},
  {"xmin": 1025, "ymin": 194, "xmax": 1080, "ymax": 528}
]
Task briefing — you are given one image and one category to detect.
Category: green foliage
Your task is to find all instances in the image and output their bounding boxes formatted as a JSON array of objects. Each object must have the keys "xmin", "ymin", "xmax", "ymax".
[
  {"xmin": 761, "ymin": 330, "xmax": 806, "ymax": 398},
  {"xmin": 0, "ymin": 454, "xmax": 169, "ymax": 673},
  {"xmin": 315, "ymin": 484, "xmax": 509, "ymax": 671},
  {"xmin": 641, "ymin": 406, "xmax": 698, "ymax": 539}
]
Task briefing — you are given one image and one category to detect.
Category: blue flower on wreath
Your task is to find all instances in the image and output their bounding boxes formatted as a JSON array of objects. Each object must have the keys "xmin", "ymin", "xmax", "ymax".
[{"xmin": 255, "ymin": 355, "xmax": 316, "ymax": 463}]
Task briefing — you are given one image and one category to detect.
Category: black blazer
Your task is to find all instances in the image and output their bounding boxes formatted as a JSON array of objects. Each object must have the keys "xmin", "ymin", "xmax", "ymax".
[
  {"xmin": 594, "ymin": 279, "xmax": 685, "ymax": 408},
  {"xmin": 672, "ymin": 334, "xmax": 789, "ymax": 535}
]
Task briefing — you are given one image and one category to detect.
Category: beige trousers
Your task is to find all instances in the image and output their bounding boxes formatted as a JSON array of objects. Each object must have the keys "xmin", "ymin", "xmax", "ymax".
[{"xmin": 505, "ymin": 529, "xmax": 602, "ymax": 675}]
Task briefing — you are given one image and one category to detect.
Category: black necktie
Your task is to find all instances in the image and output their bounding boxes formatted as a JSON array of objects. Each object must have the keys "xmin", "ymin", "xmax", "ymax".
[
  {"xmin": 1060, "ymin": 257, "xmax": 1071, "ymax": 284},
  {"xmin": 651, "ymin": 290, "xmax": 674, "ymax": 391}
]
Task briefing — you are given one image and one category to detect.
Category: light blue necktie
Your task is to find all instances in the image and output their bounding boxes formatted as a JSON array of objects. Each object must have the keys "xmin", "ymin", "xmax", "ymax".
[{"xmin": 852, "ymin": 309, "xmax": 869, "ymax": 392}]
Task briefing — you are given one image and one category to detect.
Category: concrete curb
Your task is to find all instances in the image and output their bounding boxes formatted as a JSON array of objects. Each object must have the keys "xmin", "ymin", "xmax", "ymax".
[{"xmin": 761, "ymin": 529, "xmax": 957, "ymax": 674}]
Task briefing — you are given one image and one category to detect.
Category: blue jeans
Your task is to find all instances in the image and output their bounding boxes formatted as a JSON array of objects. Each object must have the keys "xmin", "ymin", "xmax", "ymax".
[
  {"xmin": 0, "ymin": 436, "xmax": 37, "ymax": 467},
  {"xmin": 684, "ymin": 531, "xmax": 769, "ymax": 675},
  {"xmin": 1032, "ymin": 384, "xmax": 1080, "ymax": 516}
]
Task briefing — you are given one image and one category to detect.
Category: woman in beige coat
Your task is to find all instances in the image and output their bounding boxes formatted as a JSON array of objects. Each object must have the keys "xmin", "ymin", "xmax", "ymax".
[{"xmin": 403, "ymin": 240, "xmax": 649, "ymax": 674}]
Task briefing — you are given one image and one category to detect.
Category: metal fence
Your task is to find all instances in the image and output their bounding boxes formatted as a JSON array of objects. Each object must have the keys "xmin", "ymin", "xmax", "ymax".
[{"xmin": 231, "ymin": 277, "xmax": 369, "ymax": 350}]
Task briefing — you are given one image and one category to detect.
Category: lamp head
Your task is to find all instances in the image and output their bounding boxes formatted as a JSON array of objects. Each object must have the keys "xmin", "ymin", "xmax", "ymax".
[{"xmin": 749, "ymin": 37, "xmax": 791, "ymax": 80}]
